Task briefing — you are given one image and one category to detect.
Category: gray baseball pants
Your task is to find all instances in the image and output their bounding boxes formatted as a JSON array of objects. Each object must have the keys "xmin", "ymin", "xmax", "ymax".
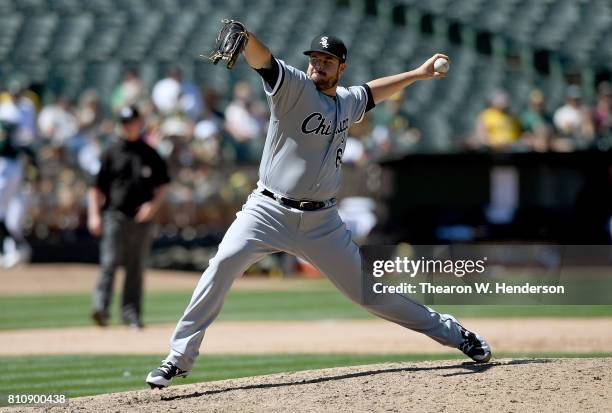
[
  {"xmin": 92, "ymin": 210, "xmax": 154, "ymax": 323},
  {"xmin": 166, "ymin": 191, "xmax": 465, "ymax": 371}
]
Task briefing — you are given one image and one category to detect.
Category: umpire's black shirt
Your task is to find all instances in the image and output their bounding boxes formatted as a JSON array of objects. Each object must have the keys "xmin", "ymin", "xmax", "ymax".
[{"xmin": 95, "ymin": 137, "xmax": 170, "ymax": 218}]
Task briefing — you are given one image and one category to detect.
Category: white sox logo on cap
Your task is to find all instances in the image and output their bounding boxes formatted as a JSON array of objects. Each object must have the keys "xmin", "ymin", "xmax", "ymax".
[{"xmin": 319, "ymin": 36, "xmax": 329, "ymax": 48}]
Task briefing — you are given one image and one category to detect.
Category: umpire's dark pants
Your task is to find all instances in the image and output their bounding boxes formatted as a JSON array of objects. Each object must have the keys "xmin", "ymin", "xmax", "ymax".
[{"xmin": 92, "ymin": 210, "xmax": 154, "ymax": 323}]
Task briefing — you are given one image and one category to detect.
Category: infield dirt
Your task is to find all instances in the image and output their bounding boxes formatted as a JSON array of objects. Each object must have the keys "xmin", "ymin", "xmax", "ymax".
[{"xmin": 3, "ymin": 358, "xmax": 610, "ymax": 412}]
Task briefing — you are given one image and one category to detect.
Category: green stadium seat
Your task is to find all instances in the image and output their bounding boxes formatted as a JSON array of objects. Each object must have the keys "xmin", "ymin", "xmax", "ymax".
[
  {"xmin": 86, "ymin": 14, "xmax": 126, "ymax": 60},
  {"xmin": 14, "ymin": 0, "xmax": 47, "ymax": 12},
  {"xmin": 149, "ymin": 0, "xmax": 181, "ymax": 13},
  {"xmin": 178, "ymin": 0, "xmax": 213, "ymax": 11},
  {"xmin": 0, "ymin": 15, "xmax": 22, "ymax": 60},
  {"xmin": 121, "ymin": 0, "xmax": 149, "ymax": 14},
  {"xmin": 152, "ymin": 12, "xmax": 197, "ymax": 61},
  {"xmin": 49, "ymin": 14, "xmax": 94, "ymax": 61},
  {"xmin": 12, "ymin": 14, "xmax": 58, "ymax": 61},
  {"xmin": 116, "ymin": 11, "xmax": 164, "ymax": 60},
  {"xmin": 48, "ymin": 0, "xmax": 82, "ymax": 14},
  {"xmin": 0, "ymin": 0, "xmax": 15, "ymax": 14},
  {"xmin": 86, "ymin": 0, "xmax": 118, "ymax": 14}
]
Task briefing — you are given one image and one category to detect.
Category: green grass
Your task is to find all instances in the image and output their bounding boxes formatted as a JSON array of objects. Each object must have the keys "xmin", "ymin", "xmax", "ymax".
[
  {"xmin": 0, "ymin": 290, "xmax": 371, "ymax": 330},
  {"xmin": 1, "ymin": 352, "xmax": 610, "ymax": 401},
  {"xmin": 1, "ymin": 287, "xmax": 612, "ymax": 330}
]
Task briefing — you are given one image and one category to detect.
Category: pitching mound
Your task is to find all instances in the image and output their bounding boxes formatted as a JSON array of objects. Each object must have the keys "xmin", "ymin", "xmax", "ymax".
[{"xmin": 7, "ymin": 358, "xmax": 610, "ymax": 412}]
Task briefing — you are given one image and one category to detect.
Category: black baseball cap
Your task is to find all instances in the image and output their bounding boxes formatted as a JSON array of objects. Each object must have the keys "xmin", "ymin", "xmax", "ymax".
[
  {"xmin": 119, "ymin": 105, "xmax": 140, "ymax": 123},
  {"xmin": 303, "ymin": 35, "xmax": 347, "ymax": 63}
]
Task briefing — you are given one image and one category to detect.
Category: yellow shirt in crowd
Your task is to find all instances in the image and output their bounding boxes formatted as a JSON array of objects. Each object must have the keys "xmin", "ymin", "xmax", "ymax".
[{"xmin": 480, "ymin": 108, "xmax": 522, "ymax": 147}]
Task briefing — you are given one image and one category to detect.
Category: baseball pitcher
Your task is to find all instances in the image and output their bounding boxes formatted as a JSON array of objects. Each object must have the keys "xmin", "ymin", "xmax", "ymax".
[{"xmin": 147, "ymin": 21, "xmax": 491, "ymax": 389}]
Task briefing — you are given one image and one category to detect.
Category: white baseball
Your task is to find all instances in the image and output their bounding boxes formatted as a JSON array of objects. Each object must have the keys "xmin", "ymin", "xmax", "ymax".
[{"xmin": 434, "ymin": 58, "xmax": 449, "ymax": 74}]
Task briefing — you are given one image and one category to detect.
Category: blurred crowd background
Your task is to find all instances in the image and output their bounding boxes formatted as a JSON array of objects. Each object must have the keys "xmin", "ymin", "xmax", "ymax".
[{"xmin": 0, "ymin": 0, "xmax": 611, "ymax": 269}]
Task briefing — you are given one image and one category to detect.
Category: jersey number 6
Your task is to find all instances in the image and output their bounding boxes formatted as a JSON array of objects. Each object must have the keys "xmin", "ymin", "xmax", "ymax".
[{"xmin": 335, "ymin": 147, "xmax": 343, "ymax": 168}]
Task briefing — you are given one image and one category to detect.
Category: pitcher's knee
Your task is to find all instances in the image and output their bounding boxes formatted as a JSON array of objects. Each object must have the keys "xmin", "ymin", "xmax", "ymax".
[{"xmin": 207, "ymin": 251, "xmax": 251, "ymax": 279}]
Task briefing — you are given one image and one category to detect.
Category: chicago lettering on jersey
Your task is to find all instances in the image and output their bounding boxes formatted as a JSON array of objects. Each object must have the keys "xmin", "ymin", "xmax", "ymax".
[{"xmin": 301, "ymin": 112, "xmax": 349, "ymax": 136}]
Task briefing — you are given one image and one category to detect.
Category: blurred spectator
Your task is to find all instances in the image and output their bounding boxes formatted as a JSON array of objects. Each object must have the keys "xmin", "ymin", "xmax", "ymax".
[
  {"xmin": 337, "ymin": 197, "xmax": 377, "ymax": 244},
  {"xmin": 75, "ymin": 90, "xmax": 103, "ymax": 139},
  {"xmin": 0, "ymin": 86, "xmax": 31, "ymax": 268},
  {"xmin": 0, "ymin": 88, "xmax": 22, "ymax": 131},
  {"xmin": 75, "ymin": 90, "xmax": 113, "ymax": 175},
  {"xmin": 4, "ymin": 183, "xmax": 31, "ymax": 268},
  {"xmin": 88, "ymin": 106, "xmax": 170, "ymax": 329},
  {"xmin": 38, "ymin": 95, "xmax": 79, "ymax": 147},
  {"xmin": 520, "ymin": 89, "xmax": 554, "ymax": 151},
  {"xmin": 194, "ymin": 117, "xmax": 222, "ymax": 165},
  {"xmin": 152, "ymin": 67, "xmax": 182, "ymax": 115},
  {"xmin": 19, "ymin": 80, "xmax": 262, "ymax": 259},
  {"xmin": 1, "ymin": 79, "xmax": 38, "ymax": 146},
  {"xmin": 371, "ymin": 92, "xmax": 420, "ymax": 157},
  {"xmin": 473, "ymin": 90, "xmax": 522, "ymax": 150},
  {"xmin": 224, "ymin": 81, "xmax": 265, "ymax": 162},
  {"xmin": 111, "ymin": 68, "xmax": 147, "ymax": 113},
  {"xmin": 202, "ymin": 87, "xmax": 225, "ymax": 121},
  {"xmin": 343, "ymin": 135, "xmax": 367, "ymax": 166},
  {"xmin": 191, "ymin": 87, "xmax": 226, "ymax": 165},
  {"xmin": 179, "ymin": 77, "xmax": 205, "ymax": 122},
  {"xmin": 160, "ymin": 115, "xmax": 191, "ymax": 142},
  {"xmin": 343, "ymin": 121, "xmax": 370, "ymax": 166},
  {"xmin": 152, "ymin": 66, "xmax": 204, "ymax": 121},
  {"xmin": 552, "ymin": 85, "xmax": 594, "ymax": 149},
  {"xmin": 592, "ymin": 82, "xmax": 611, "ymax": 139}
]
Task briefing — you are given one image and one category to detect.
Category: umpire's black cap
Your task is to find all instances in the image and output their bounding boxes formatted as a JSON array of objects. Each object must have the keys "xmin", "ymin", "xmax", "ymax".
[
  {"xmin": 303, "ymin": 35, "xmax": 347, "ymax": 63},
  {"xmin": 118, "ymin": 105, "xmax": 141, "ymax": 123}
]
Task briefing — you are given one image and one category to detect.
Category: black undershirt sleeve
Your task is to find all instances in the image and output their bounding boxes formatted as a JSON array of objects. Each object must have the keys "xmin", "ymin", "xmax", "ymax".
[
  {"xmin": 254, "ymin": 55, "xmax": 280, "ymax": 89},
  {"xmin": 362, "ymin": 83, "xmax": 376, "ymax": 113}
]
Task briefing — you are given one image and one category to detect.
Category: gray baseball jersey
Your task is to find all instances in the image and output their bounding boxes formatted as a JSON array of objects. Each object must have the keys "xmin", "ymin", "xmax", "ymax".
[
  {"xmin": 258, "ymin": 58, "xmax": 369, "ymax": 201},
  {"xmin": 158, "ymin": 53, "xmax": 470, "ymax": 379}
]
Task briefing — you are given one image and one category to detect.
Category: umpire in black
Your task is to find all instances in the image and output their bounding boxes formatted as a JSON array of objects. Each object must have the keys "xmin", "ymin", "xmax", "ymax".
[{"xmin": 88, "ymin": 106, "xmax": 170, "ymax": 328}]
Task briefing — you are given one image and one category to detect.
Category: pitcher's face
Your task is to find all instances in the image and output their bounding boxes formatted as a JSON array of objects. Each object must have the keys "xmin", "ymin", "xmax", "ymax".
[{"xmin": 307, "ymin": 52, "xmax": 345, "ymax": 91}]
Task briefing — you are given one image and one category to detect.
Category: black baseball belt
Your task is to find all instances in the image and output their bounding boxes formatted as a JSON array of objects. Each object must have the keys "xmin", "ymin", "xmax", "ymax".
[{"xmin": 261, "ymin": 189, "xmax": 334, "ymax": 211}]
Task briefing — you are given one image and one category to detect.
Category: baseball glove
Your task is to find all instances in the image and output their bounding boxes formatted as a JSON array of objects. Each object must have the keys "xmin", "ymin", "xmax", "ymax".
[{"xmin": 206, "ymin": 19, "xmax": 249, "ymax": 70}]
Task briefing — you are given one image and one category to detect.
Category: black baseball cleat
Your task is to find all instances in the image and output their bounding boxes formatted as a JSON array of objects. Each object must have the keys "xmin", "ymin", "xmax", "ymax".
[
  {"xmin": 91, "ymin": 311, "xmax": 109, "ymax": 327},
  {"xmin": 458, "ymin": 327, "xmax": 492, "ymax": 363},
  {"xmin": 146, "ymin": 360, "xmax": 190, "ymax": 389}
]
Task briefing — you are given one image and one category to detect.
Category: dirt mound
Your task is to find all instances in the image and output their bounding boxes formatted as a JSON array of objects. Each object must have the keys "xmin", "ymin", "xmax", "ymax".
[{"xmin": 5, "ymin": 358, "xmax": 610, "ymax": 412}]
